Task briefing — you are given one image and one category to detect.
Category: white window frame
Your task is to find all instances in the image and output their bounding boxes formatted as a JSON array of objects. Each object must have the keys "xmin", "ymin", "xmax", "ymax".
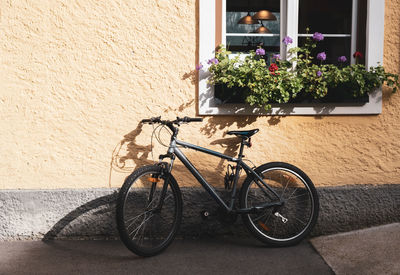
[{"xmin": 199, "ymin": 0, "xmax": 385, "ymax": 115}]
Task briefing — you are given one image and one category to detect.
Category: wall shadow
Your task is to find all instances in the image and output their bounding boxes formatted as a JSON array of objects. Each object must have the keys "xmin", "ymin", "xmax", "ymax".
[
  {"xmin": 114, "ymin": 123, "xmax": 152, "ymax": 170},
  {"xmin": 200, "ymin": 115, "xmax": 284, "ymax": 138},
  {"xmin": 182, "ymin": 70, "xmax": 197, "ymax": 86},
  {"xmin": 210, "ymin": 137, "xmax": 241, "ymax": 171},
  {"xmin": 163, "ymin": 99, "xmax": 195, "ymax": 114},
  {"xmin": 43, "ymin": 193, "xmax": 118, "ymax": 240},
  {"xmin": 40, "ymin": 184, "xmax": 400, "ymax": 240},
  {"xmin": 109, "ymin": 105, "xmax": 224, "ymax": 188},
  {"xmin": 201, "ymin": 116, "xmax": 258, "ymax": 138},
  {"xmin": 109, "ymin": 123, "xmax": 153, "ymax": 187}
]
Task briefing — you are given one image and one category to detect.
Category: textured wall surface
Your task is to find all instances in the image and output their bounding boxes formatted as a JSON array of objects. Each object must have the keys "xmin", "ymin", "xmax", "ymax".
[{"xmin": 1, "ymin": 0, "xmax": 400, "ymax": 190}]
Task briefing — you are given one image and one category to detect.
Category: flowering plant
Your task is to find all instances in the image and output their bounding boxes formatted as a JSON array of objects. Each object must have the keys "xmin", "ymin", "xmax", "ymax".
[{"xmin": 202, "ymin": 30, "xmax": 399, "ymax": 110}]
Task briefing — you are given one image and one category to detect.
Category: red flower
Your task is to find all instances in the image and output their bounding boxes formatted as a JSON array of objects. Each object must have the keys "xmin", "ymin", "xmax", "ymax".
[
  {"xmin": 269, "ymin": 63, "xmax": 279, "ymax": 75},
  {"xmin": 353, "ymin": 51, "xmax": 363, "ymax": 59}
]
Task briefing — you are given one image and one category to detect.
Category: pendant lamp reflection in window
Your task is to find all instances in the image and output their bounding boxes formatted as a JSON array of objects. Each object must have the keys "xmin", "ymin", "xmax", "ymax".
[
  {"xmin": 252, "ymin": 10, "xmax": 277, "ymax": 21},
  {"xmin": 252, "ymin": 22, "xmax": 271, "ymax": 33},
  {"xmin": 238, "ymin": 12, "xmax": 258, "ymax": 24}
]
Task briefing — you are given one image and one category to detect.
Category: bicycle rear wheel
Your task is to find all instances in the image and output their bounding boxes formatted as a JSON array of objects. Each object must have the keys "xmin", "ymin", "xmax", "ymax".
[
  {"xmin": 240, "ymin": 162, "xmax": 319, "ymax": 246},
  {"xmin": 116, "ymin": 165, "xmax": 182, "ymax": 257}
]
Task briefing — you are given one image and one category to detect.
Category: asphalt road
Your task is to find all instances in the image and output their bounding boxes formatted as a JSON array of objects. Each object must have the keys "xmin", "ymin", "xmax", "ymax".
[{"xmin": 0, "ymin": 238, "xmax": 333, "ymax": 275}]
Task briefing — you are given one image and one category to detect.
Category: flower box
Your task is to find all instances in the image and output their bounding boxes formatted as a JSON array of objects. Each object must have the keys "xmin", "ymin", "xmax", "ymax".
[
  {"xmin": 203, "ymin": 30, "xmax": 398, "ymax": 111},
  {"xmin": 215, "ymin": 83, "xmax": 369, "ymax": 105}
]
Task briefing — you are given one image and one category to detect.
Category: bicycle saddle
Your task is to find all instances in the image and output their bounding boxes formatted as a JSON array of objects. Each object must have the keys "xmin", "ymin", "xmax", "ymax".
[{"xmin": 226, "ymin": 129, "xmax": 259, "ymax": 138}]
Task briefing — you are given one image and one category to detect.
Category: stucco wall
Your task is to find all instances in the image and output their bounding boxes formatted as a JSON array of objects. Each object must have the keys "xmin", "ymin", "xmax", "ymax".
[{"xmin": 1, "ymin": 0, "xmax": 399, "ymax": 190}]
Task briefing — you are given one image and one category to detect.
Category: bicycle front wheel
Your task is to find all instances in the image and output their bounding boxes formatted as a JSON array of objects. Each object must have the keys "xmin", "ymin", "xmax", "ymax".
[
  {"xmin": 240, "ymin": 162, "xmax": 319, "ymax": 246},
  {"xmin": 116, "ymin": 165, "xmax": 182, "ymax": 257}
]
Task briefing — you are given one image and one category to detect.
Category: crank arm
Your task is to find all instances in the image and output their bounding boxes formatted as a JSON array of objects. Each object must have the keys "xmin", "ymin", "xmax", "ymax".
[{"xmin": 236, "ymin": 201, "xmax": 284, "ymax": 214}]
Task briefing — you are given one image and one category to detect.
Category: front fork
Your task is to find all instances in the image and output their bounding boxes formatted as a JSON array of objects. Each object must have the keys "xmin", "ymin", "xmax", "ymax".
[
  {"xmin": 150, "ymin": 154, "xmax": 175, "ymax": 212},
  {"xmin": 158, "ymin": 153, "xmax": 175, "ymax": 173}
]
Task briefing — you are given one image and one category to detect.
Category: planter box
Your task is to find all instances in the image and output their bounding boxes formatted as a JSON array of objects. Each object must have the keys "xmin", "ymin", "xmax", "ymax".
[
  {"xmin": 214, "ymin": 84, "xmax": 369, "ymax": 106},
  {"xmin": 214, "ymin": 84, "xmax": 249, "ymax": 104}
]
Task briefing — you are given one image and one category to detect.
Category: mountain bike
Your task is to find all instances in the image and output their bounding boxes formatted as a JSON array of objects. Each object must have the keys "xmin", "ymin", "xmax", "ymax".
[{"xmin": 116, "ymin": 116, "xmax": 319, "ymax": 257}]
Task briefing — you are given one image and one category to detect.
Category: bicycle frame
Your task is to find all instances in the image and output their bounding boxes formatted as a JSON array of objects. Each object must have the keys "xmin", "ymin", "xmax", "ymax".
[{"xmin": 161, "ymin": 136, "xmax": 283, "ymax": 214}]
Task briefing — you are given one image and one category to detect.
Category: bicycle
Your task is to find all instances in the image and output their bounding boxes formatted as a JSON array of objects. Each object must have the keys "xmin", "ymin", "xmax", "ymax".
[{"xmin": 116, "ymin": 116, "xmax": 319, "ymax": 257}]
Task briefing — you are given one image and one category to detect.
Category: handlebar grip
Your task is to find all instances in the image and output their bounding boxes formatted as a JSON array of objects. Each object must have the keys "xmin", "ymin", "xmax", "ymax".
[
  {"xmin": 141, "ymin": 116, "xmax": 161, "ymax": 124},
  {"xmin": 180, "ymin": 116, "xmax": 203, "ymax": 123},
  {"xmin": 189, "ymin": 117, "xmax": 203, "ymax": 122}
]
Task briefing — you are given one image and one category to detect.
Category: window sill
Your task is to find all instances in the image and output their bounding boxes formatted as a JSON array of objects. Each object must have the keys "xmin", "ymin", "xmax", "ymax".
[{"xmin": 199, "ymin": 86, "xmax": 382, "ymax": 116}]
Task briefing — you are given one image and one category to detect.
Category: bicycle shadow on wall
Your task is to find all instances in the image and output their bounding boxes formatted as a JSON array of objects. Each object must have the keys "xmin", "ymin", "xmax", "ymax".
[
  {"xmin": 110, "ymin": 123, "xmax": 152, "ymax": 175},
  {"xmin": 42, "ymin": 114, "xmax": 282, "ymax": 241},
  {"xmin": 44, "ymin": 110, "xmax": 198, "ymax": 241},
  {"xmin": 42, "ymin": 192, "xmax": 118, "ymax": 241},
  {"xmin": 200, "ymin": 114, "xmax": 285, "ymax": 139},
  {"xmin": 43, "ymin": 124, "xmax": 155, "ymax": 241},
  {"xmin": 209, "ymin": 137, "xmax": 241, "ymax": 171},
  {"xmin": 109, "ymin": 101, "xmax": 201, "ymax": 187}
]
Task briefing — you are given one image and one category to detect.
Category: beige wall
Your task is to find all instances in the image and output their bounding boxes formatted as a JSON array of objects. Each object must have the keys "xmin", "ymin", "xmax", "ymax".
[{"xmin": 1, "ymin": 0, "xmax": 399, "ymax": 189}]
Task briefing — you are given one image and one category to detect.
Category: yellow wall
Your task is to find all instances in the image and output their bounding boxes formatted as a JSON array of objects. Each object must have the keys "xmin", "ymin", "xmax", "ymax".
[{"xmin": 1, "ymin": 0, "xmax": 399, "ymax": 189}]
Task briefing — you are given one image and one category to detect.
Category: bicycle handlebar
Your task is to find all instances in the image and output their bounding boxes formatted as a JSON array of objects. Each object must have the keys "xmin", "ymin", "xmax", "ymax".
[
  {"xmin": 180, "ymin": 117, "xmax": 203, "ymax": 123},
  {"xmin": 141, "ymin": 116, "xmax": 203, "ymax": 125},
  {"xmin": 141, "ymin": 116, "xmax": 161, "ymax": 124}
]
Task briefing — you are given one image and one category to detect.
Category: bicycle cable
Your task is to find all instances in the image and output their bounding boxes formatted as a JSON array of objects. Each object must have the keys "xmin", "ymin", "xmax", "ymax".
[
  {"xmin": 149, "ymin": 122, "xmax": 186, "ymax": 163},
  {"xmin": 150, "ymin": 123, "xmax": 163, "ymax": 163},
  {"xmin": 243, "ymin": 158, "xmax": 257, "ymax": 169}
]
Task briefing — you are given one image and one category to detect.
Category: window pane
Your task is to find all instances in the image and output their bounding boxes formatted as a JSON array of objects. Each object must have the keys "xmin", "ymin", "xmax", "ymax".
[
  {"xmin": 298, "ymin": 0, "xmax": 352, "ymax": 34},
  {"xmin": 226, "ymin": 12, "xmax": 280, "ymax": 34},
  {"xmin": 298, "ymin": 0, "xmax": 367, "ymax": 65},
  {"xmin": 355, "ymin": 0, "xmax": 367, "ymax": 65},
  {"xmin": 225, "ymin": 0, "xmax": 280, "ymax": 55},
  {"xmin": 298, "ymin": 37, "xmax": 351, "ymax": 65}
]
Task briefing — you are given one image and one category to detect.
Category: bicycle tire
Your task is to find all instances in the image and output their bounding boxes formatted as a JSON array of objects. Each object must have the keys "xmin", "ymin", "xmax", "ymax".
[
  {"xmin": 240, "ymin": 162, "xmax": 319, "ymax": 246},
  {"xmin": 116, "ymin": 165, "xmax": 182, "ymax": 257}
]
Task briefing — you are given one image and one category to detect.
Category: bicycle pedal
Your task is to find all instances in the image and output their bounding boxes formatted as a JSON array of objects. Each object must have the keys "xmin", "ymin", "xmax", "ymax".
[{"xmin": 200, "ymin": 210, "xmax": 210, "ymax": 220}]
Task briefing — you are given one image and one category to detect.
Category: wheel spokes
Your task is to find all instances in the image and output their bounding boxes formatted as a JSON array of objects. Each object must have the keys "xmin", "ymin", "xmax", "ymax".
[{"xmin": 246, "ymin": 167, "xmax": 315, "ymax": 241}]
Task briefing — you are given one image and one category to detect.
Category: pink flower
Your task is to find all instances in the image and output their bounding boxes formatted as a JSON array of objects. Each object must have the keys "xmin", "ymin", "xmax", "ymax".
[
  {"xmin": 207, "ymin": 58, "xmax": 219, "ymax": 65},
  {"xmin": 313, "ymin": 32, "xmax": 324, "ymax": 41},
  {"xmin": 282, "ymin": 36, "xmax": 293, "ymax": 45},
  {"xmin": 338, "ymin": 56, "xmax": 347, "ymax": 63},
  {"xmin": 256, "ymin": 48, "xmax": 266, "ymax": 55},
  {"xmin": 317, "ymin": 52, "xmax": 326, "ymax": 61},
  {"xmin": 273, "ymin": 54, "xmax": 281, "ymax": 60}
]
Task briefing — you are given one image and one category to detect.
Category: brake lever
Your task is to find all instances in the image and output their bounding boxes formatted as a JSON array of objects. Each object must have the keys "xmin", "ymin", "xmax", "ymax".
[
  {"xmin": 148, "ymin": 116, "xmax": 161, "ymax": 124},
  {"xmin": 175, "ymin": 117, "xmax": 185, "ymax": 126}
]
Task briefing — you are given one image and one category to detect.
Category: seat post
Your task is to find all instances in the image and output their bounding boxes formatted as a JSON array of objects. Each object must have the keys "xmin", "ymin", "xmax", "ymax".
[
  {"xmin": 229, "ymin": 139, "xmax": 246, "ymax": 209},
  {"xmin": 238, "ymin": 139, "xmax": 246, "ymax": 159}
]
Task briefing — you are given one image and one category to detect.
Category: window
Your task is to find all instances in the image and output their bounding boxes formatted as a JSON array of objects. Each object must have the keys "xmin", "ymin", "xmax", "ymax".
[
  {"xmin": 298, "ymin": 0, "xmax": 366, "ymax": 65},
  {"xmin": 224, "ymin": 0, "xmax": 281, "ymax": 60},
  {"xmin": 199, "ymin": 0, "xmax": 385, "ymax": 115}
]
